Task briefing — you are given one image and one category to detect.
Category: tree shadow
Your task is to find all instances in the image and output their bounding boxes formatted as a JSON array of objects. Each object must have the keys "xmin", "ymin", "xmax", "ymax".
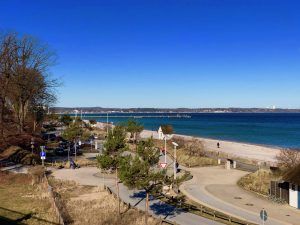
[
  {"xmin": 130, "ymin": 190, "xmax": 146, "ymax": 207},
  {"xmin": 0, "ymin": 215, "xmax": 25, "ymax": 225},
  {"xmin": 150, "ymin": 201, "xmax": 185, "ymax": 219},
  {"xmin": 0, "ymin": 207, "xmax": 59, "ymax": 225}
]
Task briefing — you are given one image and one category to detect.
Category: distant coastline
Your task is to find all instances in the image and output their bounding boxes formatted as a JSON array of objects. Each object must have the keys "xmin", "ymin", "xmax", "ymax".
[{"xmin": 52, "ymin": 107, "xmax": 300, "ymax": 114}]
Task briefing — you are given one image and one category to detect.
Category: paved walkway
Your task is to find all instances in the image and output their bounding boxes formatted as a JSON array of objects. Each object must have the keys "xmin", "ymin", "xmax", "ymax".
[
  {"xmin": 180, "ymin": 166, "xmax": 300, "ymax": 225},
  {"xmin": 52, "ymin": 167, "xmax": 223, "ymax": 225}
]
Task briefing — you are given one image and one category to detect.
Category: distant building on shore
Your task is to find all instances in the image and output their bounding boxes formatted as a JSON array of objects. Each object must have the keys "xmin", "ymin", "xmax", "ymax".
[
  {"xmin": 158, "ymin": 126, "xmax": 164, "ymax": 140},
  {"xmin": 158, "ymin": 126, "xmax": 173, "ymax": 140}
]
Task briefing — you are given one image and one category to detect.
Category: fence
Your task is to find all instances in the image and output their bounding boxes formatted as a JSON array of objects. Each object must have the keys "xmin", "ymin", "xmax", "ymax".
[
  {"xmin": 204, "ymin": 151, "xmax": 259, "ymax": 172},
  {"xmin": 105, "ymin": 185, "xmax": 176, "ymax": 225},
  {"xmin": 106, "ymin": 184, "xmax": 258, "ymax": 225},
  {"xmin": 42, "ymin": 175, "xmax": 65, "ymax": 225},
  {"xmin": 270, "ymin": 180, "xmax": 289, "ymax": 203}
]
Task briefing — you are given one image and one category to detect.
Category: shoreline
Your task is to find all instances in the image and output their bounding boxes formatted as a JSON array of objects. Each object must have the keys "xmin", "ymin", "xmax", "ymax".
[
  {"xmin": 140, "ymin": 129, "xmax": 281, "ymax": 164},
  {"xmin": 92, "ymin": 121, "xmax": 281, "ymax": 164}
]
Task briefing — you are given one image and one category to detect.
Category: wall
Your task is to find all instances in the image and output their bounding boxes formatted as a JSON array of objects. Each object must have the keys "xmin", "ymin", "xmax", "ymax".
[{"xmin": 289, "ymin": 183, "xmax": 299, "ymax": 209}]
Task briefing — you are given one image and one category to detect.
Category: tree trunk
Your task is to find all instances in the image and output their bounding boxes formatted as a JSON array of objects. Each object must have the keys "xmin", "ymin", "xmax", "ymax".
[
  {"xmin": 116, "ymin": 168, "xmax": 120, "ymax": 215},
  {"xmin": 145, "ymin": 192, "xmax": 149, "ymax": 225},
  {"xmin": 0, "ymin": 99, "xmax": 5, "ymax": 141}
]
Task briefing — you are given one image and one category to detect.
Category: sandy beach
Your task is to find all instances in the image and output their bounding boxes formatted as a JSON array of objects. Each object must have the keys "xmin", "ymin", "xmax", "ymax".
[
  {"xmin": 92, "ymin": 120, "xmax": 281, "ymax": 164},
  {"xmin": 140, "ymin": 130, "xmax": 281, "ymax": 164}
]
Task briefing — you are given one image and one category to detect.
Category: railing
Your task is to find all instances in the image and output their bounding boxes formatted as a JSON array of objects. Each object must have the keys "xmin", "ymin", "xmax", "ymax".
[{"xmin": 105, "ymin": 185, "xmax": 176, "ymax": 225}]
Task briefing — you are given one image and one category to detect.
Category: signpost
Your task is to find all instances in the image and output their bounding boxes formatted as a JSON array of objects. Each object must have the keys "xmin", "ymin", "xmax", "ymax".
[
  {"xmin": 260, "ymin": 208, "xmax": 268, "ymax": 225},
  {"xmin": 160, "ymin": 163, "xmax": 167, "ymax": 169},
  {"xmin": 40, "ymin": 146, "xmax": 46, "ymax": 167}
]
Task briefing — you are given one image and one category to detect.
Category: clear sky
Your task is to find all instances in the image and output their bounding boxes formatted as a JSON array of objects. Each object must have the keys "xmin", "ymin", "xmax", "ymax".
[{"xmin": 1, "ymin": 0, "xmax": 300, "ymax": 108}]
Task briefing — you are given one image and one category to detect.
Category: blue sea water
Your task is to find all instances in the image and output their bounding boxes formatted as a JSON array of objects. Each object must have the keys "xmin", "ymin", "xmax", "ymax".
[{"xmin": 81, "ymin": 113, "xmax": 300, "ymax": 149}]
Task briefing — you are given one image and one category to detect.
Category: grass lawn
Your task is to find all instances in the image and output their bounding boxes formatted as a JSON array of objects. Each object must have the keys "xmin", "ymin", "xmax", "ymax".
[{"xmin": 0, "ymin": 171, "xmax": 56, "ymax": 225}]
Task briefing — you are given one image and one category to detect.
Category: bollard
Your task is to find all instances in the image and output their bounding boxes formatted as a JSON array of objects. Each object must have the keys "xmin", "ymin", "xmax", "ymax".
[
  {"xmin": 233, "ymin": 161, "xmax": 237, "ymax": 169},
  {"xmin": 226, "ymin": 160, "xmax": 231, "ymax": 170},
  {"xmin": 218, "ymin": 158, "xmax": 221, "ymax": 165}
]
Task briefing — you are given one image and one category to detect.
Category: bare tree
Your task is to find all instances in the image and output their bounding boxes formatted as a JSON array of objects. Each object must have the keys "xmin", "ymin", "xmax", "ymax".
[
  {"xmin": 276, "ymin": 149, "xmax": 300, "ymax": 170},
  {"xmin": 0, "ymin": 32, "xmax": 58, "ymax": 139},
  {"xmin": 0, "ymin": 32, "xmax": 18, "ymax": 139}
]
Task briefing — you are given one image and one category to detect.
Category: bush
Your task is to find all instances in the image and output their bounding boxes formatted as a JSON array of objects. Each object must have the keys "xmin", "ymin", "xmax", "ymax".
[
  {"xmin": 276, "ymin": 149, "xmax": 300, "ymax": 170},
  {"xmin": 172, "ymin": 136, "xmax": 186, "ymax": 148},
  {"xmin": 96, "ymin": 154, "xmax": 117, "ymax": 170},
  {"xmin": 184, "ymin": 138, "xmax": 205, "ymax": 157}
]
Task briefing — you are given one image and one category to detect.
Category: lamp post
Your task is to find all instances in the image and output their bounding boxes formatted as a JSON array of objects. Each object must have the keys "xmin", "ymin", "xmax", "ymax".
[
  {"xmin": 30, "ymin": 138, "xmax": 35, "ymax": 154},
  {"xmin": 74, "ymin": 109, "xmax": 79, "ymax": 122},
  {"xmin": 68, "ymin": 142, "xmax": 70, "ymax": 162},
  {"xmin": 164, "ymin": 136, "xmax": 167, "ymax": 164},
  {"xmin": 74, "ymin": 139, "xmax": 81, "ymax": 162},
  {"xmin": 172, "ymin": 142, "xmax": 178, "ymax": 180},
  {"xmin": 106, "ymin": 112, "xmax": 109, "ymax": 135}
]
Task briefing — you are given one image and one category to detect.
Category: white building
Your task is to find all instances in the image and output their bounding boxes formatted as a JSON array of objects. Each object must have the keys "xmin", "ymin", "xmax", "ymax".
[
  {"xmin": 158, "ymin": 126, "xmax": 173, "ymax": 140},
  {"xmin": 283, "ymin": 164, "xmax": 300, "ymax": 209},
  {"xmin": 158, "ymin": 126, "xmax": 165, "ymax": 140}
]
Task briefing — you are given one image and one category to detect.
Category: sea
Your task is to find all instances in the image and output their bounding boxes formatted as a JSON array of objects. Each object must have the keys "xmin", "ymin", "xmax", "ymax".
[{"xmin": 79, "ymin": 113, "xmax": 300, "ymax": 149}]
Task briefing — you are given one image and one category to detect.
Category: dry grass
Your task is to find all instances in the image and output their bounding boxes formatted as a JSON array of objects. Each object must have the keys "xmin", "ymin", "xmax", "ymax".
[
  {"xmin": 49, "ymin": 178, "xmax": 161, "ymax": 225},
  {"xmin": 238, "ymin": 169, "xmax": 281, "ymax": 196},
  {"xmin": 176, "ymin": 150, "xmax": 218, "ymax": 167},
  {"xmin": 0, "ymin": 171, "xmax": 56, "ymax": 225},
  {"xmin": 152, "ymin": 138, "xmax": 217, "ymax": 167}
]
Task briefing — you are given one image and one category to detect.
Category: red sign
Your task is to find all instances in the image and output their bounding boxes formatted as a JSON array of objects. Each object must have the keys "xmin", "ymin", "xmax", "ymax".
[{"xmin": 160, "ymin": 163, "xmax": 167, "ymax": 169}]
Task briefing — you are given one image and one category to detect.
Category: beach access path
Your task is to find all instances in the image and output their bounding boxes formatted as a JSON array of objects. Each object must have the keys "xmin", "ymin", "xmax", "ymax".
[{"xmin": 52, "ymin": 167, "xmax": 222, "ymax": 225}]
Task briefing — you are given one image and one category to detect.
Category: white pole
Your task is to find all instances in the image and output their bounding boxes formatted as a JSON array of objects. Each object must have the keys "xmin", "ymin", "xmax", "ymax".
[
  {"xmin": 107, "ymin": 112, "xmax": 109, "ymax": 135},
  {"xmin": 74, "ymin": 140, "xmax": 77, "ymax": 161},
  {"xmin": 174, "ymin": 145, "xmax": 177, "ymax": 180},
  {"xmin": 164, "ymin": 137, "xmax": 167, "ymax": 164},
  {"xmin": 68, "ymin": 144, "xmax": 70, "ymax": 162}
]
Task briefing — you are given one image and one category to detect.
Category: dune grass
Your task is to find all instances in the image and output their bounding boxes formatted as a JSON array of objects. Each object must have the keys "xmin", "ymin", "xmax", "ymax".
[
  {"xmin": 49, "ymin": 178, "xmax": 162, "ymax": 225},
  {"xmin": 238, "ymin": 169, "xmax": 280, "ymax": 196}
]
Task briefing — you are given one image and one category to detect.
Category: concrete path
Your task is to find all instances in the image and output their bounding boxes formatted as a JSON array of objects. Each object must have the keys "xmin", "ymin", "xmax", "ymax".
[
  {"xmin": 180, "ymin": 166, "xmax": 300, "ymax": 225},
  {"xmin": 52, "ymin": 167, "xmax": 223, "ymax": 225}
]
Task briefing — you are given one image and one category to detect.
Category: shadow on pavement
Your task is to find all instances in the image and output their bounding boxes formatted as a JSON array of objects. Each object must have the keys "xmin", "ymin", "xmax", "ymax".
[
  {"xmin": 150, "ymin": 202, "xmax": 184, "ymax": 219},
  {"xmin": 130, "ymin": 190, "xmax": 146, "ymax": 207}
]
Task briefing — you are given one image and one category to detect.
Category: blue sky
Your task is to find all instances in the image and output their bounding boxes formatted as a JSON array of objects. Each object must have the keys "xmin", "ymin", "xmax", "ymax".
[{"xmin": 1, "ymin": 0, "xmax": 300, "ymax": 108}]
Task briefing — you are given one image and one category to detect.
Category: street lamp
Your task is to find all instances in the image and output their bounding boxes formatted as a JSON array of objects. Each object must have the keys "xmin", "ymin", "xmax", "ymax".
[
  {"xmin": 74, "ymin": 110, "xmax": 79, "ymax": 122},
  {"xmin": 30, "ymin": 138, "xmax": 35, "ymax": 154},
  {"xmin": 106, "ymin": 112, "xmax": 109, "ymax": 135},
  {"xmin": 164, "ymin": 136, "xmax": 167, "ymax": 164},
  {"xmin": 172, "ymin": 142, "xmax": 178, "ymax": 180},
  {"xmin": 74, "ymin": 139, "xmax": 81, "ymax": 162}
]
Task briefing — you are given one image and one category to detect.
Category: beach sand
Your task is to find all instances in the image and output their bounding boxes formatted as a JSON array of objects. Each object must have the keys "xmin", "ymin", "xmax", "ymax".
[
  {"xmin": 92, "ymin": 120, "xmax": 280, "ymax": 164},
  {"xmin": 140, "ymin": 130, "xmax": 280, "ymax": 164}
]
